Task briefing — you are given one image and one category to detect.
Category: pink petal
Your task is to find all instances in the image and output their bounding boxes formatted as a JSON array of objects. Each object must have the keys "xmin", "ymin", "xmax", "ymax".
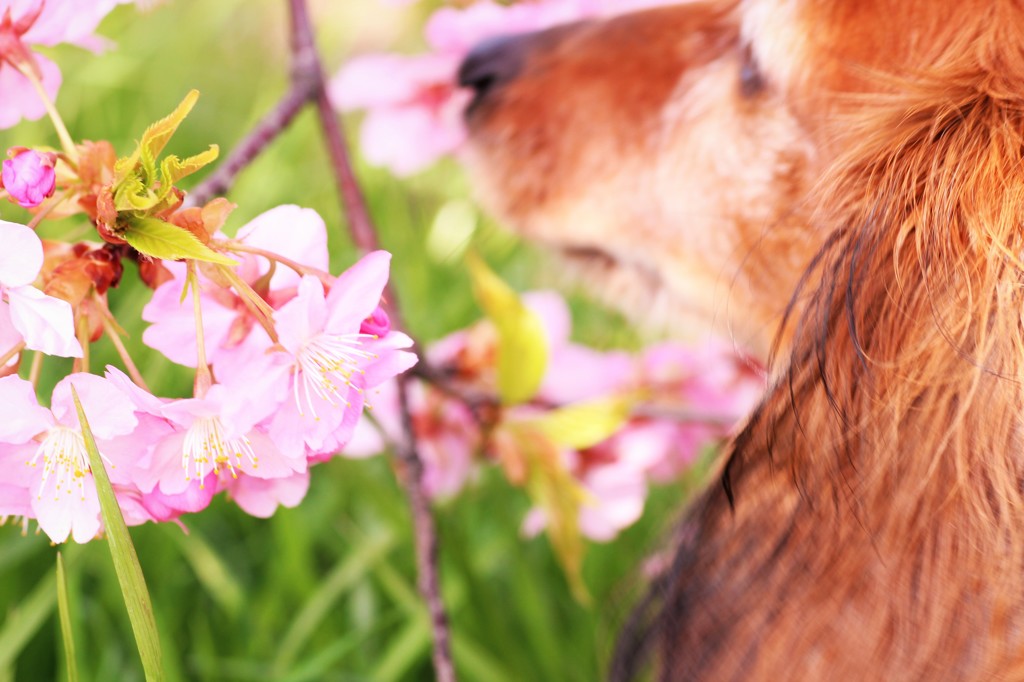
[
  {"xmin": 0, "ymin": 220, "xmax": 43, "ymax": 287},
  {"xmin": 6, "ymin": 285, "xmax": 83, "ymax": 357},
  {"xmin": 141, "ymin": 274, "xmax": 237, "ymax": 367},
  {"xmin": 275, "ymin": 275, "xmax": 328, "ymax": 354},
  {"xmin": 235, "ymin": 205, "xmax": 329, "ymax": 291},
  {"xmin": 51, "ymin": 373, "xmax": 137, "ymax": 439},
  {"xmin": 227, "ymin": 469, "xmax": 310, "ymax": 518},
  {"xmin": 0, "ymin": 374, "xmax": 52, "ymax": 442},
  {"xmin": 325, "ymin": 251, "xmax": 392, "ymax": 333},
  {"xmin": 31, "ymin": 480, "xmax": 101, "ymax": 544},
  {"xmin": 0, "ymin": 56, "xmax": 60, "ymax": 130}
]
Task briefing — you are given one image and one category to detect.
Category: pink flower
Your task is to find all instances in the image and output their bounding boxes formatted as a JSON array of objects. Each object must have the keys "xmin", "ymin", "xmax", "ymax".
[
  {"xmin": 0, "ymin": 372, "xmax": 147, "ymax": 543},
  {"xmin": 252, "ymin": 253, "xmax": 417, "ymax": 458},
  {"xmin": 330, "ymin": 53, "xmax": 468, "ymax": 175},
  {"xmin": 0, "ymin": 0, "xmax": 130, "ymax": 129},
  {"xmin": 0, "ymin": 219, "xmax": 82, "ymax": 357},
  {"xmin": 1, "ymin": 148, "xmax": 55, "ymax": 207},
  {"xmin": 142, "ymin": 205, "xmax": 329, "ymax": 369}
]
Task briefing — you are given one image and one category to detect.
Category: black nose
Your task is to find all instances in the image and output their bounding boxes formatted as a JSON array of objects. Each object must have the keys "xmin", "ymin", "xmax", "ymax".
[{"xmin": 457, "ymin": 34, "xmax": 526, "ymax": 106}]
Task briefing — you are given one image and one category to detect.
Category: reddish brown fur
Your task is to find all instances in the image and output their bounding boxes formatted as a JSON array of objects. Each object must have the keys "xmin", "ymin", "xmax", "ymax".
[{"xmin": 463, "ymin": 0, "xmax": 1024, "ymax": 679}]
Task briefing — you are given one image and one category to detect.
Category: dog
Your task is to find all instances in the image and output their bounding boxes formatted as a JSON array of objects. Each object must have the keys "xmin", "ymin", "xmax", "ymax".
[{"xmin": 458, "ymin": 1, "xmax": 1024, "ymax": 679}]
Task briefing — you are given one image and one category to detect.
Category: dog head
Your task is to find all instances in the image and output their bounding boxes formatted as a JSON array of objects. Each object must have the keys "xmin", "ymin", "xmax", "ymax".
[{"xmin": 458, "ymin": 0, "xmax": 1021, "ymax": 361}]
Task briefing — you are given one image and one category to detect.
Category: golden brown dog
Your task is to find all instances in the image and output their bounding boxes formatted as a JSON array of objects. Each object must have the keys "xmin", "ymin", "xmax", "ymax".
[{"xmin": 460, "ymin": 1, "xmax": 1024, "ymax": 679}]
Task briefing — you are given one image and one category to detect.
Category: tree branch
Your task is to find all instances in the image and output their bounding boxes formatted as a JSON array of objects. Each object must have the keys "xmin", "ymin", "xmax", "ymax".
[{"xmin": 285, "ymin": 2, "xmax": 457, "ymax": 681}]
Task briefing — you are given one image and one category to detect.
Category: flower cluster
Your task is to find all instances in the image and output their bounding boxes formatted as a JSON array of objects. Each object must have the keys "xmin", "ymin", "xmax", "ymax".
[
  {"xmin": 351, "ymin": 291, "xmax": 765, "ymax": 542},
  {"xmin": 0, "ymin": 203, "xmax": 415, "ymax": 544},
  {"xmin": 332, "ymin": 0, "xmax": 678, "ymax": 174},
  {"xmin": 0, "ymin": 46, "xmax": 417, "ymax": 543}
]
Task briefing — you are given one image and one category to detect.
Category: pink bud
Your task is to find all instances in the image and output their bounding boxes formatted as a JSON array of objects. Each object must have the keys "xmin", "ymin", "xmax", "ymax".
[
  {"xmin": 1, "ymin": 149, "xmax": 56, "ymax": 209},
  {"xmin": 359, "ymin": 305, "xmax": 391, "ymax": 337}
]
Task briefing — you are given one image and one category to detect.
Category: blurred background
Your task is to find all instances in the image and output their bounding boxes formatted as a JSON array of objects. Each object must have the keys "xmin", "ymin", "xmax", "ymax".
[{"xmin": 0, "ymin": 2, "xmax": 692, "ymax": 679}]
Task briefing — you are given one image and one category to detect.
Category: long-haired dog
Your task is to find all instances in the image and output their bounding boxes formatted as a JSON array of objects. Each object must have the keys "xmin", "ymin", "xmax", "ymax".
[{"xmin": 458, "ymin": 1, "xmax": 1024, "ymax": 679}]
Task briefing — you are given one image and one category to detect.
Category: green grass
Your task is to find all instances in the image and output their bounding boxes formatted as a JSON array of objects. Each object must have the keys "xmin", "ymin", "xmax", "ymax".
[{"xmin": 0, "ymin": 2, "xmax": 693, "ymax": 679}]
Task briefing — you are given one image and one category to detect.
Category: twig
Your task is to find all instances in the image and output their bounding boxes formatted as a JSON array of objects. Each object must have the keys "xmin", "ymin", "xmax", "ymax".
[{"xmin": 285, "ymin": 2, "xmax": 457, "ymax": 680}]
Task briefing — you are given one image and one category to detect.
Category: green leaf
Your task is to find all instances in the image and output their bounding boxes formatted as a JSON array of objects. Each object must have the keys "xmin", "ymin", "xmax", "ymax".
[
  {"xmin": 502, "ymin": 423, "xmax": 592, "ymax": 603},
  {"xmin": 159, "ymin": 144, "xmax": 219, "ymax": 187},
  {"xmin": 466, "ymin": 253, "xmax": 549, "ymax": 405},
  {"xmin": 56, "ymin": 552, "xmax": 79, "ymax": 682},
  {"xmin": 123, "ymin": 217, "xmax": 237, "ymax": 266},
  {"xmin": 71, "ymin": 386, "xmax": 164, "ymax": 682},
  {"xmin": 524, "ymin": 396, "xmax": 633, "ymax": 450},
  {"xmin": 117, "ymin": 90, "xmax": 200, "ymax": 185},
  {"xmin": 0, "ymin": 565, "xmax": 57, "ymax": 673}
]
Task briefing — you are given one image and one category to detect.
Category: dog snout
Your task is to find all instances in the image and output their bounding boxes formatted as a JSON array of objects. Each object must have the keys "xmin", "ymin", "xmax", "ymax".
[{"xmin": 457, "ymin": 34, "xmax": 527, "ymax": 112}]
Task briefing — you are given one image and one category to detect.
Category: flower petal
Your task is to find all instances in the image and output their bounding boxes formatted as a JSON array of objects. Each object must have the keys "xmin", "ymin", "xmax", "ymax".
[
  {"xmin": 7, "ymin": 286, "xmax": 83, "ymax": 357},
  {"xmin": 325, "ymin": 251, "xmax": 391, "ymax": 333},
  {"xmin": 0, "ymin": 221, "xmax": 43, "ymax": 288},
  {"xmin": 0, "ymin": 375, "xmax": 53, "ymax": 442}
]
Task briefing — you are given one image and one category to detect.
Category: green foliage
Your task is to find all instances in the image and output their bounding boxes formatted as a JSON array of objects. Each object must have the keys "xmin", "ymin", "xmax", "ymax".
[
  {"xmin": 466, "ymin": 252, "xmax": 550, "ymax": 406},
  {"xmin": 122, "ymin": 216, "xmax": 236, "ymax": 265}
]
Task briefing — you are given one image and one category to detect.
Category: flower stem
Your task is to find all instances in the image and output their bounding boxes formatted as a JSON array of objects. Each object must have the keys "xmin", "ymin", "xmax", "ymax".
[
  {"xmin": 0, "ymin": 341, "xmax": 26, "ymax": 368},
  {"xmin": 217, "ymin": 265, "xmax": 280, "ymax": 344},
  {"xmin": 188, "ymin": 261, "xmax": 213, "ymax": 398},
  {"xmin": 73, "ymin": 316, "xmax": 90, "ymax": 374},
  {"xmin": 28, "ymin": 351, "xmax": 43, "ymax": 387},
  {"xmin": 93, "ymin": 293, "xmax": 150, "ymax": 392},
  {"xmin": 12, "ymin": 62, "xmax": 77, "ymax": 161},
  {"xmin": 220, "ymin": 240, "xmax": 333, "ymax": 285},
  {"xmin": 27, "ymin": 190, "xmax": 69, "ymax": 229}
]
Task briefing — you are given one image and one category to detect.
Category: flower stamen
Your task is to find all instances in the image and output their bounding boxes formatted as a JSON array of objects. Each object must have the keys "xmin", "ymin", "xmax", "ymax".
[
  {"xmin": 182, "ymin": 416, "xmax": 257, "ymax": 487},
  {"xmin": 293, "ymin": 332, "xmax": 377, "ymax": 419},
  {"xmin": 28, "ymin": 426, "xmax": 101, "ymax": 502}
]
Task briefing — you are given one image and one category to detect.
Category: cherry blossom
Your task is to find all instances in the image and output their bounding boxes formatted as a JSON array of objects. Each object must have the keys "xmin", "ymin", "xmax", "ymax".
[
  {"xmin": 0, "ymin": 219, "xmax": 82, "ymax": 357},
  {"xmin": 1, "ymin": 148, "xmax": 55, "ymax": 207},
  {"xmin": 0, "ymin": 373, "xmax": 154, "ymax": 543}
]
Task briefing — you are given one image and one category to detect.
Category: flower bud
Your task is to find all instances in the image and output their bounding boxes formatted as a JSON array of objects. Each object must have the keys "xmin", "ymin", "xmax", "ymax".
[
  {"xmin": 359, "ymin": 305, "xmax": 391, "ymax": 337},
  {"xmin": 1, "ymin": 148, "xmax": 56, "ymax": 208}
]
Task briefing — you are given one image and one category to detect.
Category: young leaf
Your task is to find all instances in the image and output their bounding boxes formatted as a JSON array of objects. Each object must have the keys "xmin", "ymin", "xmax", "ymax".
[
  {"xmin": 70, "ymin": 387, "xmax": 164, "ymax": 682},
  {"xmin": 56, "ymin": 552, "xmax": 79, "ymax": 682},
  {"xmin": 159, "ymin": 144, "xmax": 219, "ymax": 187},
  {"xmin": 499, "ymin": 422, "xmax": 591, "ymax": 603},
  {"xmin": 466, "ymin": 253, "xmax": 549, "ymax": 405},
  {"xmin": 123, "ymin": 217, "xmax": 238, "ymax": 266},
  {"xmin": 523, "ymin": 396, "xmax": 633, "ymax": 450},
  {"xmin": 116, "ymin": 89, "xmax": 200, "ymax": 184}
]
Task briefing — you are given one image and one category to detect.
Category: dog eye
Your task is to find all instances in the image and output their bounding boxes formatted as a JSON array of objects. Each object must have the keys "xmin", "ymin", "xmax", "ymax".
[{"xmin": 739, "ymin": 47, "xmax": 765, "ymax": 97}]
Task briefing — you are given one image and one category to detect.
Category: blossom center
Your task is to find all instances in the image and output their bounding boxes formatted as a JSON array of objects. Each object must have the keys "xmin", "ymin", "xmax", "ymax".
[
  {"xmin": 293, "ymin": 332, "xmax": 376, "ymax": 418},
  {"xmin": 28, "ymin": 427, "xmax": 94, "ymax": 501},
  {"xmin": 182, "ymin": 416, "xmax": 257, "ymax": 486}
]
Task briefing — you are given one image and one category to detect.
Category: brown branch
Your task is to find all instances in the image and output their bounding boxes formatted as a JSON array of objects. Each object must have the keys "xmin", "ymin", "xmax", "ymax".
[
  {"xmin": 180, "ymin": 2, "xmax": 459, "ymax": 676},
  {"xmin": 286, "ymin": 2, "xmax": 458, "ymax": 681}
]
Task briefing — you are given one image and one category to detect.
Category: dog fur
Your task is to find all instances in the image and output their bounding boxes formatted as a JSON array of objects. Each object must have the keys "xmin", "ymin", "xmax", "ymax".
[{"xmin": 462, "ymin": 0, "xmax": 1024, "ymax": 678}]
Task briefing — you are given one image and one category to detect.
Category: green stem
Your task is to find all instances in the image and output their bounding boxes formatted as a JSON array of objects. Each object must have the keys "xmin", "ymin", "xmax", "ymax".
[{"xmin": 12, "ymin": 62, "xmax": 77, "ymax": 161}]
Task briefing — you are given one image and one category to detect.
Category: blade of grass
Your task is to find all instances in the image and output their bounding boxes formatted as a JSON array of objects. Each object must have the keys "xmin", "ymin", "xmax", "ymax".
[
  {"xmin": 56, "ymin": 552, "xmax": 79, "ymax": 682},
  {"xmin": 273, "ymin": 529, "xmax": 397, "ymax": 675},
  {"xmin": 71, "ymin": 386, "xmax": 164, "ymax": 681},
  {"xmin": 370, "ymin": 616, "xmax": 432, "ymax": 682},
  {"xmin": 0, "ymin": 564, "xmax": 58, "ymax": 672},
  {"xmin": 166, "ymin": 526, "xmax": 243, "ymax": 618}
]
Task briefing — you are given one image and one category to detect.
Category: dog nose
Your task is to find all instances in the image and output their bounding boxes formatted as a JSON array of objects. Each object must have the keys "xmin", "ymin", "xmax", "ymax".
[{"xmin": 458, "ymin": 34, "xmax": 526, "ymax": 105}]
